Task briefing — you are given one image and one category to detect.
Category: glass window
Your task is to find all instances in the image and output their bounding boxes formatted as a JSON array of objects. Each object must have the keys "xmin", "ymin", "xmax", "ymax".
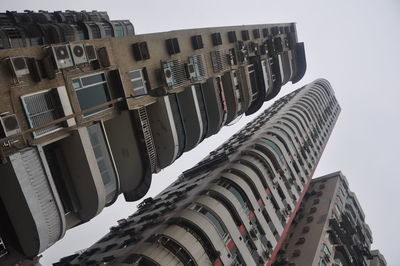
[
  {"xmin": 89, "ymin": 23, "xmax": 101, "ymax": 39},
  {"xmin": 87, "ymin": 123, "xmax": 118, "ymax": 204},
  {"xmin": 102, "ymin": 23, "xmax": 114, "ymax": 37},
  {"xmin": 219, "ymin": 178, "xmax": 252, "ymax": 213},
  {"xmin": 318, "ymin": 257, "xmax": 327, "ymax": 266},
  {"xmin": 129, "ymin": 69, "xmax": 147, "ymax": 96},
  {"xmin": 261, "ymin": 138, "xmax": 286, "ymax": 165},
  {"xmin": 114, "ymin": 23, "xmax": 124, "ymax": 37},
  {"xmin": 72, "ymin": 73, "xmax": 111, "ymax": 116},
  {"xmin": 322, "ymin": 243, "xmax": 331, "ymax": 256},
  {"xmin": 193, "ymin": 205, "xmax": 227, "ymax": 239}
]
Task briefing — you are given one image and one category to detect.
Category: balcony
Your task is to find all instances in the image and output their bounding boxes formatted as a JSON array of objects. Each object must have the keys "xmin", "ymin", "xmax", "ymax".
[
  {"xmin": 291, "ymin": 43, "xmax": 306, "ymax": 84},
  {"xmin": 0, "ymin": 148, "xmax": 65, "ymax": 257}
]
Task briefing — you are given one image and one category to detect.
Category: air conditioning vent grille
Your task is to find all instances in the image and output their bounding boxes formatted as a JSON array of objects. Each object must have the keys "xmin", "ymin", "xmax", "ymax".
[
  {"xmin": 9, "ymin": 57, "xmax": 30, "ymax": 77},
  {"xmin": 85, "ymin": 44, "xmax": 97, "ymax": 61},
  {"xmin": 51, "ymin": 45, "xmax": 74, "ymax": 69},
  {"xmin": 70, "ymin": 43, "xmax": 88, "ymax": 65},
  {"xmin": 162, "ymin": 59, "xmax": 187, "ymax": 88},
  {"xmin": 0, "ymin": 114, "xmax": 21, "ymax": 137}
]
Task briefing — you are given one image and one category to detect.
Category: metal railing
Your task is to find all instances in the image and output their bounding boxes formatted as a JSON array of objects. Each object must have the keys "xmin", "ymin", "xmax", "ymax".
[{"xmin": 138, "ymin": 107, "xmax": 157, "ymax": 173}]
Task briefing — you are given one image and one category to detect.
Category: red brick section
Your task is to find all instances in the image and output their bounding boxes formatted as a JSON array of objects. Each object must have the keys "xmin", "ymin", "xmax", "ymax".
[
  {"xmin": 213, "ymin": 258, "xmax": 223, "ymax": 266},
  {"xmin": 238, "ymin": 224, "xmax": 246, "ymax": 234},
  {"xmin": 227, "ymin": 239, "xmax": 235, "ymax": 250},
  {"xmin": 266, "ymin": 111, "xmax": 340, "ymax": 266}
]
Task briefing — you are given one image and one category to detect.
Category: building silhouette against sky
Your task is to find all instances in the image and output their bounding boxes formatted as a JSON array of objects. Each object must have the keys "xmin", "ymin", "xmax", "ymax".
[
  {"xmin": 274, "ymin": 171, "xmax": 386, "ymax": 266},
  {"xmin": 0, "ymin": 10, "xmax": 307, "ymax": 264},
  {"xmin": 56, "ymin": 79, "xmax": 340, "ymax": 265}
]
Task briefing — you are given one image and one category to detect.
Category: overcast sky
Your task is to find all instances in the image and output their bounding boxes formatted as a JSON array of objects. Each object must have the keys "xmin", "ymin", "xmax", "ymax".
[{"xmin": 2, "ymin": 0, "xmax": 400, "ymax": 265}]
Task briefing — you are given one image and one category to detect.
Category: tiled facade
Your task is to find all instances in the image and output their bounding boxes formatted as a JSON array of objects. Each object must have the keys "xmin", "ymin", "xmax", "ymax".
[
  {"xmin": 274, "ymin": 172, "xmax": 385, "ymax": 266},
  {"xmin": 56, "ymin": 79, "xmax": 340, "ymax": 265}
]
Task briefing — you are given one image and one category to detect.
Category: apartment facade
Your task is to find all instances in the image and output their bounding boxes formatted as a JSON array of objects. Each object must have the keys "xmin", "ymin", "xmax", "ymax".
[
  {"xmin": 0, "ymin": 13, "xmax": 306, "ymax": 262},
  {"xmin": 56, "ymin": 79, "xmax": 340, "ymax": 265},
  {"xmin": 274, "ymin": 172, "xmax": 385, "ymax": 266},
  {"xmin": 0, "ymin": 10, "xmax": 134, "ymax": 49}
]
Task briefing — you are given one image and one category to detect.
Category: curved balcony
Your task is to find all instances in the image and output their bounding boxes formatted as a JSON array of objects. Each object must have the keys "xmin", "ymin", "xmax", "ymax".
[
  {"xmin": 0, "ymin": 148, "xmax": 66, "ymax": 257},
  {"xmin": 291, "ymin": 42, "xmax": 306, "ymax": 84},
  {"xmin": 176, "ymin": 86, "xmax": 204, "ymax": 152},
  {"xmin": 221, "ymin": 71, "xmax": 240, "ymax": 125},
  {"xmin": 103, "ymin": 110, "xmax": 152, "ymax": 203},
  {"xmin": 147, "ymin": 96, "xmax": 183, "ymax": 169},
  {"xmin": 245, "ymin": 57, "xmax": 267, "ymax": 116},
  {"xmin": 265, "ymin": 55, "xmax": 283, "ymax": 101},
  {"xmin": 202, "ymin": 78, "xmax": 225, "ymax": 137}
]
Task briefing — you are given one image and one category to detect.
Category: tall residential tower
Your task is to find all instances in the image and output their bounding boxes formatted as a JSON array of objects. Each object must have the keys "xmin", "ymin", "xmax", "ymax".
[
  {"xmin": 274, "ymin": 172, "xmax": 385, "ymax": 266},
  {"xmin": 0, "ymin": 12, "xmax": 306, "ymax": 263},
  {"xmin": 57, "ymin": 79, "xmax": 340, "ymax": 265}
]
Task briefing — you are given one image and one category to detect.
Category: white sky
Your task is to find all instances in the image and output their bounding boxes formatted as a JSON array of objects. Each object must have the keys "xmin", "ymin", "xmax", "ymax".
[{"xmin": 2, "ymin": 0, "xmax": 400, "ymax": 264}]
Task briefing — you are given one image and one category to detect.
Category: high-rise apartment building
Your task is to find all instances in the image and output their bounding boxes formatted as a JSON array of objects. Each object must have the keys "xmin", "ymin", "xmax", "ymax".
[
  {"xmin": 0, "ymin": 11, "xmax": 306, "ymax": 263},
  {"xmin": 274, "ymin": 171, "xmax": 385, "ymax": 266},
  {"xmin": 56, "ymin": 79, "xmax": 340, "ymax": 265},
  {"xmin": 0, "ymin": 10, "xmax": 135, "ymax": 49}
]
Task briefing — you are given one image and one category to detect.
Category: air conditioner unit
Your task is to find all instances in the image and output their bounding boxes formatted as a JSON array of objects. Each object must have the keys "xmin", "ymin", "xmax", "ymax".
[
  {"xmin": 51, "ymin": 44, "xmax": 74, "ymax": 69},
  {"xmin": 184, "ymin": 63, "xmax": 196, "ymax": 79},
  {"xmin": 8, "ymin": 57, "xmax": 30, "ymax": 77},
  {"xmin": 163, "ymin": 66, "xmax": 174, "ymax": 85},
  {"xmin": 0, "ymin": 114, "xmax": 21, "ymax": 138},
  {"xmin": 70, "ymin": 43, "xmax": 88, "ymax": 65},
  {"xmin": 85, "ymin": 44, "xmax": 97, "ymax": 61}
]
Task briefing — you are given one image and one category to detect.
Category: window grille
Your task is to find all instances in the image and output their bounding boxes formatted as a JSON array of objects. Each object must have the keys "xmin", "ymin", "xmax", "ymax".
[
  {"xmin": 210, "ymin": 49, "xmax": 230, "ymax": 73},
  {"xmin": 188, "ymin": 54, "xmax": 207, "ymax": 81},
  {"xmin": 21, "ymin": 89, "xmax": 65, "ymax": 136}
]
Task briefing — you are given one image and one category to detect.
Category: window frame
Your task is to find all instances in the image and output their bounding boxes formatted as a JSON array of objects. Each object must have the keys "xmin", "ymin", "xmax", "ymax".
[
  {"xmin": 129, "ymin": 69, "xmax": 148, "ymax": 97},
  {"xmin": 72, "ymin": 72, "xmax": 113, "ymax": 117}
]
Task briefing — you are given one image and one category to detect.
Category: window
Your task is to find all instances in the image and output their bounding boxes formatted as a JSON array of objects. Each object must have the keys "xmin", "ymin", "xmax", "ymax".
[
  {"xmin": 262, "ymin": 28, "xmax": 269, "ymax": 37},
  {"xmin": 132, "ymin": 42, "xmax": 150, "ymax": 61},
  {"xmin": 218, "ymin": 178, "xmax": 252, "ymax": 214},
  {"xmin": 192, "ymin": 204, "xmax": 228, "ymax": 239},
  {"xmin": 253, "ymin": 29, "xmax": 260, "ymax": 39},
  {"xmin": 241, "ymin": 30, "xmax": 250, "ymax": 41},
  {"xmin": 295, "ymin": 237, "xmax": 305, "ymax": 245},
  {"xmin": 306, "ymin": 216, "xmax": 314, "ymax": 223},
  {"xmin": 313, "ymin": 199, "xmax": 320, "ymax": 205},
  {"xmin": 322, "ymin": 243, "xmax": 331, "ymax": 257},
  {"xmin": 101, "ymin": 22, "xmax": 114, "ymax": 37},
  {"xmin": 302, "ymin": 226, "xmax": 310, "ymax": 233},
  {"xmin": 87, "ymin": 123, "xmax": 118, "ymax": 204},
  {"xmin": 21, "ymin": 88, "xmax": 66, "ymax": 136},
  {"xmin": 191, "ymin": 35, "xmax": 203, "ymax": 50},
  {"xmin": 292, "ymin": 249, "xmax": 301, "ymax": 258},
  {"xmin": 129, "ymin": 69, "xmax": 148, "ymax": 96},
  {"xmin": 89, "ymin": 23, "xmax": 101, "ymax": 38},
  {"xmin": 211, "ymin": 32, "xmax": 222, "ymax": 46},
  {"xmin": 227, "ymin": 31, "xmax": 237, "ymax": 43},
  {"xmin": 113, "ymin": 23, "xmax": 125, "ymax": 37},
  {"xmin": 72, "ymin": 72, "xmax": 112, "ymax": 116},
  {"xmin": 310, "ymin": 207, "xmax": 317, "ymax": 214},
  {"xmin": 151, "ymin": 235, "xmax": 195, "ymax": 266},
  {"xmin": 165, "ymin": 38, "xmax": 180, "ymax": 55},
  {"xmin": 318, "ymin": 257, "xmax": 327, "ymax": 266}
]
